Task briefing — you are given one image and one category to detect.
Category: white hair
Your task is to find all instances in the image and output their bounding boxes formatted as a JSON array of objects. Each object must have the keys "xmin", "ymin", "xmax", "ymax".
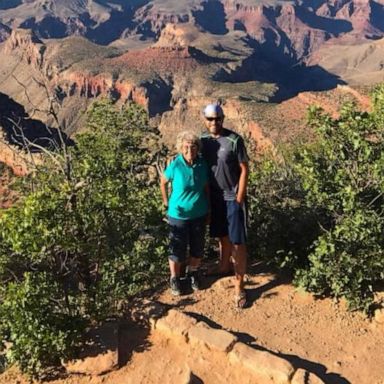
[{"xmin": 175, "ymin": 131, "xmax": 201, "ymax": 153}]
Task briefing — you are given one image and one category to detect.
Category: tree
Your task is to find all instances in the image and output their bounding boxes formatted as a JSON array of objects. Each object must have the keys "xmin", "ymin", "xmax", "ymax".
[
  {"xmin": 0, "ymin": 100, "xmax": 168, "ymax": 377},
  {"xmin": 293, "ymin": 87, "xmax": 384, "ymax": 311},
  {"xmin": 247, "ymin": 85, "xmax": 384, "ymax": 312}
]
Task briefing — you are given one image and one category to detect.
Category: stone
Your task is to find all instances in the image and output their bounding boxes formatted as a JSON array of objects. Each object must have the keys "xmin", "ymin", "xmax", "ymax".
[
  {"xmin": 229, "ymin": 342, "xmax": 295, "ymax": 384},
  {"xmin": 63, "ymin": 322, "xmax": 119, "ymax": 375},
  {"xmin": 179, "ymin": 365, "xmax": 193, "ymax": 384},
  {"xmin": 374, "ymin": 308, "xmax": 384, "ymax": 324},
  {"xmin": 291, "ymin": 368, "xmax": 325, "ymax": 384},
  {"xmin": 188, "ymin": 322, "xmax": 237, "ymax": 353},
  {"xmin": 154, "ymin": 309, "xmax": 197, "ymax": 342}
]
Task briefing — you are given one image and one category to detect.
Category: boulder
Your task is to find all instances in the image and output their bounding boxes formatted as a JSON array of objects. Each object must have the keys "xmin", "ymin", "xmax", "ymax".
[
  {"xmin": 229, "ymin": 342, "xmax": 295, "ymax": 384},
  {"xmin": 188, "ymin": 322, "xmax": 237, "ymax": 353},
  {"xmin": 153, "ymin": 309, "xmax": 197, "ymax": 342}
]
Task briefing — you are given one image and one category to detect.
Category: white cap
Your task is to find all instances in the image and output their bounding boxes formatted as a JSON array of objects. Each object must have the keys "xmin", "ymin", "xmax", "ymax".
[{"xmin": 203, "ymin": 103, "xmax": 224, "ymax": 118}]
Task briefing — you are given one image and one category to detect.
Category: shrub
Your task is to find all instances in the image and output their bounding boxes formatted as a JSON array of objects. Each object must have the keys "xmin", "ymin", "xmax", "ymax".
[
  {"xmin": 293, "ymin": 95, "xmax": 384, "ymax": 311},
  {"xmin": 0, "ymin": 272, "xmax": 85, "ymax": 377},
  {"xmin": 248, "ymin": 86, "xmax": 384, "ymax": 311},
  {"xmin": 247, "ymin": 151, "xmax": 321, "ymax": 271},
  {"xmin": 0, "ymin": 100, "xmax": 168, "ymax": 377}
]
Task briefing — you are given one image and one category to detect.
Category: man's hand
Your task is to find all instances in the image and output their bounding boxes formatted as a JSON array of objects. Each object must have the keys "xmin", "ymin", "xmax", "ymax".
[{"xmin": 236, "ymin": 196, "xmax": 243, "ymax": 205}]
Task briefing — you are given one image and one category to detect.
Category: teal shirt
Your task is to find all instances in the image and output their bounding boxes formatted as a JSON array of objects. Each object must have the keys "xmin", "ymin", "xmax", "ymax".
[{"xmin": 164, "ymin": 154, "xmax": 209, "ymax": 220}]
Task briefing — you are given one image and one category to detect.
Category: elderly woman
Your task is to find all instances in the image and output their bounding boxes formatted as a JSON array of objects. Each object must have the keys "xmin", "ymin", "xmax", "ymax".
[{"xmin": 160, "ymin": 131, "xmax": 209, "ymax": 296}]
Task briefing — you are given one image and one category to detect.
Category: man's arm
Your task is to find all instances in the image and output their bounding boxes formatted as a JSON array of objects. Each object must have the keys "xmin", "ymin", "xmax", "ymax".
[{"xmin": 236, "ymin": 161, "xmax": 248, "ymax": 204}]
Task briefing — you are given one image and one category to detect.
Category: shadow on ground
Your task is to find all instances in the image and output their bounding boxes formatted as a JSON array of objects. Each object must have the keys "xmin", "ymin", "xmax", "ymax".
[
  {"xmin": 118, "ymin": 320, "xmax": 152, "ymax": 367},
  {"xmin": 185, "ymin": 309, "xmax": 350, "ymax": 384}
]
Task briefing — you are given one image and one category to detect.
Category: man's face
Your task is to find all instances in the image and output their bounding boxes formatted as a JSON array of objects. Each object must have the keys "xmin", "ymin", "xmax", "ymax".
[{"xmin": 204, "ymin": 115, "xmax": 224, "ymax": 136}]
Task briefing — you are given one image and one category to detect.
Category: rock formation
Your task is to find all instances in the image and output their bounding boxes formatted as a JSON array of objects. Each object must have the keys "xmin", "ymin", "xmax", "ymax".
[{"xmin": 0, "ymin": 0, "xmax": 382, "ymax": 154}]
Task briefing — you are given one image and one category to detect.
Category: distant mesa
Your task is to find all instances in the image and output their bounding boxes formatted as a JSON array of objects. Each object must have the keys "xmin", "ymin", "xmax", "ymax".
[{"xmin": 0, "ymin": 0, "xmax": 384, "ymax": 152}]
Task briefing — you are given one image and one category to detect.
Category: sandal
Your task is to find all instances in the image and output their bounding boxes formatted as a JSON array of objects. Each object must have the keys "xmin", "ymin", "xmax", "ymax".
[{"xmin": 235, "ymin": 290, "xmax": 248, "ymax": 309}]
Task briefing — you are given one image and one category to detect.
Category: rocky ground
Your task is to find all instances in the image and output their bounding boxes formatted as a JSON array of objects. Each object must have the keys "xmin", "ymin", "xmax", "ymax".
[{"xmin": 2, "ymin": 261, "xmax": 384, "ymax": 384}]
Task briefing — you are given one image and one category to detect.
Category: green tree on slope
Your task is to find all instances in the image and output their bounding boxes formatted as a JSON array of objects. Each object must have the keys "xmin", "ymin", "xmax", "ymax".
[{"xmin": 0, "ymin": 100, "xmax": 167, "ymax": 377}]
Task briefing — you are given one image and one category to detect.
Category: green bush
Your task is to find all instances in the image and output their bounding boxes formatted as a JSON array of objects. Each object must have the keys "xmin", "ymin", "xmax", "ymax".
[
  {"xmin": 247, "ymin": 150, "xmax": 321, "ymax": 271},
  {"xmin": 0, "ymin": 272, "xmax": 84, "ymax": 377},
  {"xmin": 248, "ymin": 86, "xmax": 384, "ymax": 311},
  {"xmin": 0, "ymin": 100, "xmax": 168, "ymax": 377},
  {"xmin": 293, "ymin": 94, "xmax": 384, "ymax": 311}
]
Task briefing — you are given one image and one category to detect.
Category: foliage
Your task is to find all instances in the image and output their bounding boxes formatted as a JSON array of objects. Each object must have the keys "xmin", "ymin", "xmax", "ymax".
[
  {"xmin": 247, "ymin": 149, "xmax": 321, "ymax": 271},
  {"xmin": 248, "ymin": 87, "xmax": 384, "ymax": 312},
  {"xmin": 0, "ymin": 272, "xmax": 84, "ymax": 376},
  {"xmin": 293, "ymin": 95, "xmax": 384, "ymax": 311},
  {"xmin": 0, "ymin": 100, "xmax": 168, "ymax": 377}
]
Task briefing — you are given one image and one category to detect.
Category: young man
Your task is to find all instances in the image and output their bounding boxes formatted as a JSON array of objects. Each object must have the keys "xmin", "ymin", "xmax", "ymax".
[{"xmin": 201, "ymin": 103, "xmax": 249, "ymax": 308}]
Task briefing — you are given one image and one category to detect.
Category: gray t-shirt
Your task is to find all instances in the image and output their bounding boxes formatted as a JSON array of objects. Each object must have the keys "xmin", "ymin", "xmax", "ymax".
[{"xmin": 201, "ymin": 128, "xmax": 248, "ymax": 201}]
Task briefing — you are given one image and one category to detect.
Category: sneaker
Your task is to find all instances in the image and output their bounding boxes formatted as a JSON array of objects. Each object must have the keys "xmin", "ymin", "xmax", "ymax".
[
  {"xmin": 170, "ymin": 277, "xmax": 182, "ymax": 296},
  {"xmin": 189, "ymin": 270, "xmax": 201, "ymax": 291}
]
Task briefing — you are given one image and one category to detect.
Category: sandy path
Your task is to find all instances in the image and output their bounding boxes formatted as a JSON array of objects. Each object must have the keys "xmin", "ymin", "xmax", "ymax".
[{"xmin": 1, "ymin": 262, "xmax": 384, "ymax": 384}]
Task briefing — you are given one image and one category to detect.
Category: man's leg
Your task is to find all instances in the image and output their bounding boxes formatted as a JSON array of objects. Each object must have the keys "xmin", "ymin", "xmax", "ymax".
[
  {"xmin": 218, "ymin": 235, "xmax": 232, "ymax": 273},
  {"xmin": 226, "ymin": 200, "xmax": 248, "ymax": 307},
  {"xmin": 208, "ymin": 195, "xmax": 233, "ymax": 274},
  {"xmin": 232, "ymin": 243, "xmax": 247, "ymax": 295}
]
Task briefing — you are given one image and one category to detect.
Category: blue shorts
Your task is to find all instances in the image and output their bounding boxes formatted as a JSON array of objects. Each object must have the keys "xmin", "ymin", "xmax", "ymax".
[
  {"xmin": 210, "ymin": 198, "xmax": 247, "ymax": 245},
  {"xmin": 168, "ymin": 215, "xmax": 206, "ymax": 263}
]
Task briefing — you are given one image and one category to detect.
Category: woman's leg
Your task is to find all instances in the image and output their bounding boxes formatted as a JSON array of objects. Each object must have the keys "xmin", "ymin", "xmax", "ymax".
[
  {"xmin": 168, "ymin": 217, "xmax": 188, "ymax": 295},
  {"xmin": 169, "ymin": 259, "xmax": 181, "ymax": 278}
]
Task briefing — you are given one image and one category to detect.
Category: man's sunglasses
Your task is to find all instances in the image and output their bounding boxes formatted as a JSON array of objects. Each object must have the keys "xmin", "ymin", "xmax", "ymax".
[{"xmin": 206, "ymin": 117, "xmax": 222, "ymax": 122}]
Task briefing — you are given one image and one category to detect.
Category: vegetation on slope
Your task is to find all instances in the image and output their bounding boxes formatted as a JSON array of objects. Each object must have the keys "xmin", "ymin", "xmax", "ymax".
[
  {"xmin": 2, "ymin": 86, "xmax": 384, "ymax": 378},
  {"xmin": 0, "ymin": 100, "xmax": 168, "ymax": 378},
  {"xmin": 248, "ymin": 84, "xmax": 384, "ymax": 312}
]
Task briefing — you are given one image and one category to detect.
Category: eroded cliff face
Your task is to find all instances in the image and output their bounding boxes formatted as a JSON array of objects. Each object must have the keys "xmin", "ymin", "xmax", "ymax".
[
  {"xmin": 0, "ymin": 29, "xmax": 180, "ymax": 122},
  {"xmin": 4, "ymin": 28, "xmax": 46, "ymax": 67},
  {"xmin": 335, "ymin": 0, "xmax": 380, "ymax": 36},
  {"xmin": 2, "ymin": 0, "xmax": 384, "ymax": 61},
  {"xmin": 130, "ymin": 4, "xmax": 192, "ymax": 39},
  {"xmin": 224, "ymin": 2, "xmax": 273, "ymax": 41},
  {"xmin": 110, "ymin": 46, "xmax": 200, "ymax": 75},
  {"xmin": 155, "ymin": 23, "xmax": 199, "ymax": 47},
  {"xmin": 0, "ymin": 130, "xmax": 29, "ymax": 176},
  {"xmin": 222, "ymin": 0, "xmax": 384, "ymax": 61},
  {"xmin": 158, "ymin": 95, "xmax": 273, "ymax": 153},
  {"xmin": 0, "ymin": 0, "xmax": 382, "ymax": 159}
]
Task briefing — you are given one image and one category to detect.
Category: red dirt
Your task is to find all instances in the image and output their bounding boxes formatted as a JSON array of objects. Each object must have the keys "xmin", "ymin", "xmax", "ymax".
[{"xmin": 2, "ymin": 262, "xmax": 384, "ymax": 384}]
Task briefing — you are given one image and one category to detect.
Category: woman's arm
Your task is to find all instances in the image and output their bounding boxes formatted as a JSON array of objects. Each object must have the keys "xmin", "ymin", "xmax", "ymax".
[{"xmin": 160, "ymin": 175, "xmax": 170, "ymax": 208}]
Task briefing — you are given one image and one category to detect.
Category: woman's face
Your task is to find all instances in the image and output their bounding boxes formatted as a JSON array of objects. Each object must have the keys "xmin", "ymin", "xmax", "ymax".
[{"xmin": 182, "ymin": 140, "xmax": 198, "ymax": 164}]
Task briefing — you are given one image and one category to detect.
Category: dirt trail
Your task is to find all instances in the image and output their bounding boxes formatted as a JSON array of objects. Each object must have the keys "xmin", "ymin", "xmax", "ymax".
[{"xmin": 1, "ymin": 263, "xmax": 384, "ymax": 384}]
